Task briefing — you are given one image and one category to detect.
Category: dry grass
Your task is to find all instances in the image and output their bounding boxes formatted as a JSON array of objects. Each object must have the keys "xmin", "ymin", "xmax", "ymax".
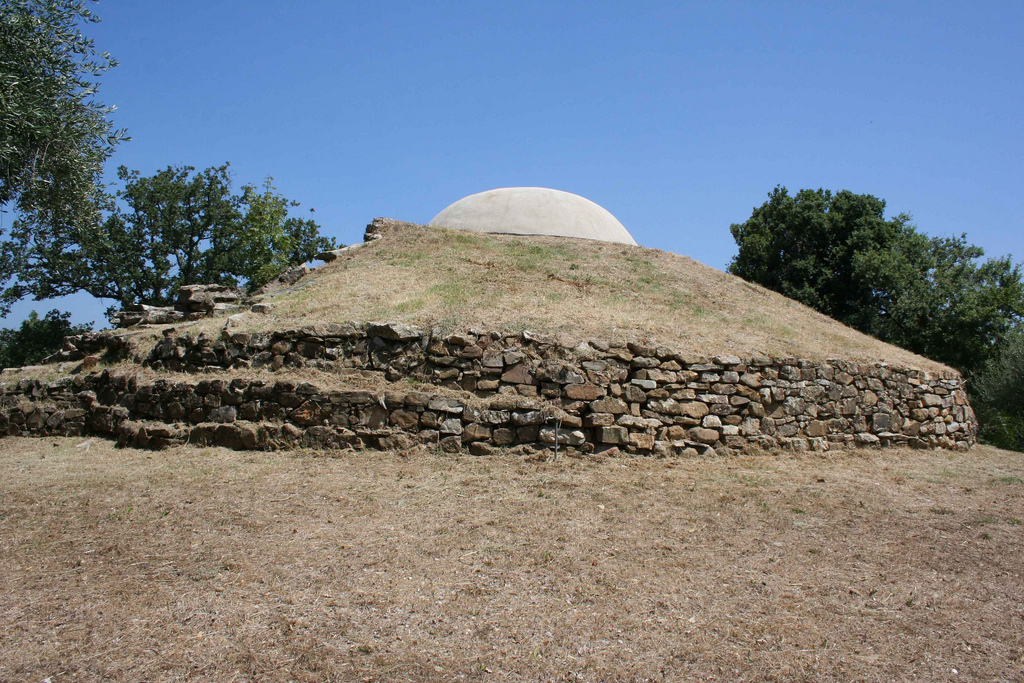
[
  {"xmin": 3, "ymin": 438, "xmax": 1023, "ymax": 681},
  {"xmin": 233, "ymin": 224, "xmax": 951, "ymax": 373}
]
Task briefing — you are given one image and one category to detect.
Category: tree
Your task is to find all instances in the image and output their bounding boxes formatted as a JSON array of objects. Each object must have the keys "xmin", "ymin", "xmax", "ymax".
[
  {"xmin": 1, "ymin": 163, "xmax": 337, "ymax": 311},
  {"xmin": 729, "ymin": 186, "xmax": 1024, "ymax": 374},
  {"xmin": 971, "ymin": 328, "xmax": 1024, "ymax": 451},
  {"xmin": 218, "ymin": 177, "xmax": 331, "ymax": 292},
  {"xmin": 0, "ymin": 0, "xmax": 127, "ymax": 228},
  {"xmin": 0, "ymin": 308, "xmax": 91, "ymax": 369}
]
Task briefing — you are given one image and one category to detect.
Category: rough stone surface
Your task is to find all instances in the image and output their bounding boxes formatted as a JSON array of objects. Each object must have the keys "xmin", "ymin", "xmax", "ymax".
[
  {"xmin": 6, "ymin": 321, "xmax": 977, "ymax": 456},
  {"xmin": 110, "ymin": 284, "xmax": 244, "ymax": 327}
]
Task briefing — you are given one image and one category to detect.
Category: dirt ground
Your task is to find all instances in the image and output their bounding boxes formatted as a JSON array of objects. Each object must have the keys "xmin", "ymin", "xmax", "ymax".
[{"xmin": 2, "ymin": 438, "xmax": 1022, "ymax": 682}]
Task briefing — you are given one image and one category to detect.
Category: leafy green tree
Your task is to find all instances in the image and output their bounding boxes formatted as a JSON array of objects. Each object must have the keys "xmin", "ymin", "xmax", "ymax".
[
  {"xmin": 0, "ymin": 0, "xmax": 127, "ymax": 230},
  {"xmin": 218, "ymin": 178, "xmax": 330, "ymax": 292},
  {"xmin": 1, "ymin": 164, "xmax": 337, "ymax": 311},
  {"xmin": 0, "ymin": 308, "xmax": 91, "ymax": 369},
  {"xmin": 729, "ymin": 187, "xmax": 1024, "ymax": 374},
  {"xmin": 971, "ymin": 328, "xmax": 1024, "ymax": 450}
]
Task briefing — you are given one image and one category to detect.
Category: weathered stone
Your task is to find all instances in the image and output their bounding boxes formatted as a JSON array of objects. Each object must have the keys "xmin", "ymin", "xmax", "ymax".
[
  {"xmin": 492, "ymin": 428, "xmax": 516, "ymax": 445},
  {"xmin": 629, "ymin": 432, "xmax": 656, "ymax": 450},
  {"xmin": 591, "ymin": 397, "xmax": 628, "ymax": 414},
  {"xmin": 806, "ymin": 420, "xmax": 828, "ymax": 437},
  {"xmin": 646, "ymin": 369, "xmax": 677, "ymax": 383},
  {"xmin": 679, "ymin": 402, "xmax": 710, "ymax": 419},
  {"xmin": 739, "ymin": 417, "xmax": 761, "ymax": 436},
  {"xmin": 621, "ymin": 384, "xmax": 645, "ymax": 403},
  {"xmin": 367, "ymin": 322, "xmax": 424, "ymax": 340},
  {"xmin": 511, "ymin": 410, "xmax": 544, "ymax": 426},
  {"xmin": 597, "ymin": 426, "xmax": 629, "ymax": 444},
  {"xmin": 503, "ymin": 350, "xmax": 526, "ymax": 365},
  {"xmin": 469, "ymin": 442, "xmax": 493, "ymax": 456},
  {"xmin": 428, "ymin": 397, "xmax": 464, "ymax": 413},
  {"xmin": 463, "ymin": 423, "xmax": 491, "ymax": 442},
  {"xmin": 539, "ymin": 427, "xmax": 585, "ymax": 446},
  {"xmin": 439, "ymin": 418, "xmax": 463, "ymax": 435},
  {"xmin": 500, "ymin": 363, "xmax": 532, "ymax": 384},
  {"xmin": 480, "ymin": 410, "xmax": 510, "ymax": 425},
  {"xmin": 390, "ymin": 409, "xmax": 420, "ymax": 430},
  {"xmin": 584, "ymin": 412, "xmax": 615, "ymax": 427},
  {"xmin": 209, "ymin": 405, "xmax": 237, "ymax": 424},
  {"xmin": 481, "ymin": 354, "xmax": 504, "ymax": 369},
  {"xmin": 565, "ymin": 383, "xmax": 604, "ymax": 400},
  {"xmin": 687, "ymin": 427, "xmax": 720, "ymax": 444},
  {"xmin": 856, "ymin": 432, "xmax": 881, "ymax": 446},
  {"xmin": 446, "ymin": 333, "xmax": 477, "ymax": 347},
  {"xmin": 439, "ymin": 435, "xmax": 462, "ymax": 453}
]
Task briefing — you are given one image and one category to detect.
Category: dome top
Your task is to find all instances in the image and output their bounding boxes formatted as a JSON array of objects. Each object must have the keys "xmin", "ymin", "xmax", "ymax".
[{"xmin": 429, "ymin": 187, "xmax": 637, "ymax": 246}]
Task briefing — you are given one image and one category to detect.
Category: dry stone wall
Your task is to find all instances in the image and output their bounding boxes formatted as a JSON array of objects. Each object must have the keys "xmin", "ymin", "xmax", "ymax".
[{"xmin": 0, "ymin": 322, "xmax": 976, "ymax": 454}]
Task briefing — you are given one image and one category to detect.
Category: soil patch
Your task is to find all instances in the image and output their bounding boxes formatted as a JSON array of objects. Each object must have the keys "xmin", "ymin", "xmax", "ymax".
[{"xmin": 2, "ymin": 439, "xmax": 1022, "ymax": 681}]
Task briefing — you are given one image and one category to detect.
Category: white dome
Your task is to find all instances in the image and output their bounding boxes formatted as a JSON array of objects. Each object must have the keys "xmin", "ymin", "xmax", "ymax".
[{"xmin": 429, "ymin": 187, "xmax": 637, "ymax": 246}]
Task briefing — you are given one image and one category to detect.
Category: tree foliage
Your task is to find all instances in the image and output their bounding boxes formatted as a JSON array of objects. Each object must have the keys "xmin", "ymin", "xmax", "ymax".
[
  {"xmin": 729, "ymin": 187, "xmax": 1024, "ymax": 374},
  {"xmin": 0, "ymin": 0, "xmax": 126, "ymax": 227},
  {"xmin": 971, "ymin": 329, "xmax": 1024, "ymax": 451},
  {"xmin": 0, "ymin": 308, "xmax": 90, "ymax": 369},
  {"xmin": 1, "ymin": 164, "xmax": 337, "ymax": 311}
]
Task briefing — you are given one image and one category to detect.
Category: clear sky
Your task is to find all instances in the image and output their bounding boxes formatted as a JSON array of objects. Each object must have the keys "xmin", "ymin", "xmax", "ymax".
[{"xmin": 8, "ymin": 0, "xmax": 1024, "ymax": 327}]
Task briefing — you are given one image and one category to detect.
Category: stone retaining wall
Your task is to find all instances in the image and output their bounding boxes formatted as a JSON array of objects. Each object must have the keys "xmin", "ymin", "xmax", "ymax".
[{"xmin": 0, "ymin": 322, "xmax": 977, "ymax": 453}]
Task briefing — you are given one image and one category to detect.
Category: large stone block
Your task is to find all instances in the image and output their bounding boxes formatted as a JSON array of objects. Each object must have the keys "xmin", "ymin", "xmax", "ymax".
[
  {"xmin": 539, "ymin": 427, "xmax": 586, "ymax": 446},
  {"xmin": 679, "ymin": 401, "xmax": 710, "ymax": 419},
  {"xmin": 501, "ymin": 364, "xmax": 534, "ymax": 385},
  {"xmin": 462, "ymin": 423, "xmax": 491, "ymax": 442},
  {"xmin": 629, "ymin": 432, "xmax": 656, "ymax": 449},
  {"xmin": 591, "ymin": 397, "xmax": 628, "ymax": 414},
  {"xmin": 597, "ymin": 426, "xmax": 629, "ymax": 444},
  {"xmin": 390, "ymin": 409, "xmax": 419, "ymax": 430},
  {"xmin": 687, "ymin": 427, "xmax": 720, "ymax": 444},
  {"xmin": 565, "ymin": 383, "xmax": 604, "ymax": 400},
  {"xmin": 806, "ymin": 420, "xmax": 828, "ymax": 437}
]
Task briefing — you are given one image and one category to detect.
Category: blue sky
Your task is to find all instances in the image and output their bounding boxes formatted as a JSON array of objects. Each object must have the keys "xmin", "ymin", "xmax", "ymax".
[{"xmin": 8, "ymin": 0, "xmax": 1024, "ymax": 326}]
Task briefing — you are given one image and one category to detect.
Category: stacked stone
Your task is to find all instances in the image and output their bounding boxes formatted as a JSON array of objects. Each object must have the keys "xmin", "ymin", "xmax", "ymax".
[
  {"xmin": 1, "ymin": 322, "xmax": 977, "ymax": 453},
  {"xmin": 41, "ymin": 330, "xmax": 132, "ymax": 365},
  {"xmin": 108, "ymin": 285, "xmax": 244, "ymax": 328},
  {"xmin": 176, "ymin": 284, "xmax": 244, "ymax": 315}
]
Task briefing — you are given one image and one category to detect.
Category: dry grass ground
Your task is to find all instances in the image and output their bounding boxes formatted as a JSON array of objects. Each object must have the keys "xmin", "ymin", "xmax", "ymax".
[
  {"xmin": 2, "ymin": 439, "xmax": 1022, "ymax": 681},
  {"xmin": 236, "ymin": 224, "xmax": 950, "ymax": 374}
]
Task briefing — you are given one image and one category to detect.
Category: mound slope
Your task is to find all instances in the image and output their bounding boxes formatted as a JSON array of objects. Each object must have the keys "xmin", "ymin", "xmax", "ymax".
[
  {"xmin": 1, "ymin": 218, "xmax": 973, "ymax": 457},
  {"xmin": 246, "ymin": 219, "xmax": 951, "ymax": 374}
]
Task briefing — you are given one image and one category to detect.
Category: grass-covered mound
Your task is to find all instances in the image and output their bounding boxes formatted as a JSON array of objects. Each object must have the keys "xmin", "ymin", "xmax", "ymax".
[{"xmin": 239, "ymin": 220, "xmax": 952, "ymax": 374}]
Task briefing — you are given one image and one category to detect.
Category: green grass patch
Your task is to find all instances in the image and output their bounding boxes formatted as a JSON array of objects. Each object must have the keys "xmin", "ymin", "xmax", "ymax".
[
  {"xmin": 503, "ymin": 242, "xmax": 574, "ymax": 272},
  {"xmin": 428, "ymin": 278, "xmax": 472, "ymax": 309},
  {"xmin": 392, "ymin": 298, "xmax": 425, "ymax": 314}
]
